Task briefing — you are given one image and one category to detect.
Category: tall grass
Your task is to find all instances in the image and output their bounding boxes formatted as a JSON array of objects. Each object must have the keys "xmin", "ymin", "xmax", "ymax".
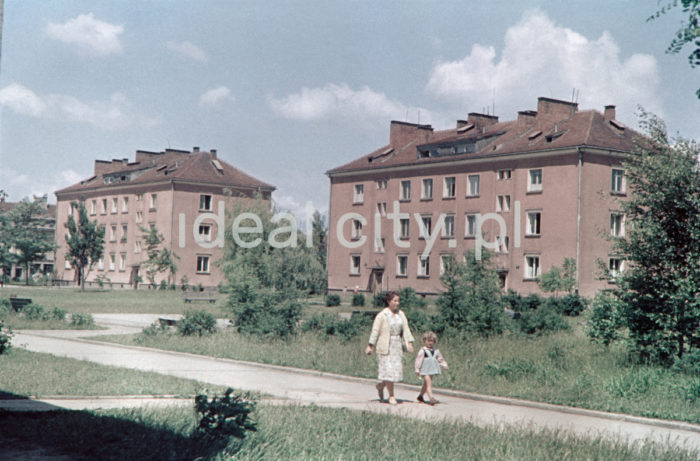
[{"xmin": 1, "ymin": 404, "xmax": 696, "ymax": 461}]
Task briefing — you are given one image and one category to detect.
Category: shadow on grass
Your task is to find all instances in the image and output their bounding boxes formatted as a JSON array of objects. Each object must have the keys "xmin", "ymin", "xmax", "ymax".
[{"xmin": 0, "ymin": 390, "xmax": 232, "ymax": 461}]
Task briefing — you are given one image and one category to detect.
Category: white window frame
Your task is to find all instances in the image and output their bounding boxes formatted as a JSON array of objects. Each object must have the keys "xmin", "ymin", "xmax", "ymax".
[
  {"xmin": 528, "ymin": 169, "xmax": 543, "ymax": 192},
  {"xmin": 134, "ymin": 241, "xmax": 142, "ymax": 254},
  {"xmin": 467, "ymin": 174, "xmax": 480, "ymax": 197},
  {"xmin": 443, "ymin": 176, "xmax": 456, "ymax": 199},
  {"xmin": 497, "ymin": 169, "xmax": 512, "ymax": 180},
  {"xmin": 443, "ymin": 215, "xmax": 455, "ymax": 238},
  {"xmin": 149, "ymin": 193, "xmax": 157, "ymax": 210},
  {"xmin": 611, "ymin": 169, "xmax": 625, "ymax": 194},
  {"xmin": 122, "ymin": 197, "xmax": 129, "ymax": 213},
  {"xmin": 135, "ymin": 211, "xmax": 143, "ymax": 224},
  {"xmin": 376, "ymin": 179, "xmax": 387, "ymax": 190},
  {"xmin": 465, "ymin": 213, "xmax": 478, "ymax": 238},
  {"xmin": 109, "ymin": 253, "xmax": 116, "ymax": 271},
  {"xmin": 121, "ymin": 224, "xmax": 128, "ymax": 242},
  {"xmin": 397, "ymin": 254, "xmax": 408, "ymax": 277},
  {"xmin": 101, "ymin": 199, "xmax": 107, "ymax": 215},
  {"xmin": 350, "ymin": 254, "xmax": 361, "ymax": 275},
  {"xmin": 526, "ymin": 211, "xmax": 541, "ymax": 236},
  {"xmin": 400, "ymin": 180, "xmax": 411, "ymax": 201},
  {"xmin": 418, "ymin": 255, "xmax": 430, "ymax": 277},
  {"xmin": 376, "ymin": 202, "xmax": 387, "ymax": 217},
  {"xmin": 110, "ymin": 225, "xmax": 117, "ymax": 242},
  {"xmin": 374, "ymin": 237, "xmax": 385, "ymax": 253},
  {"xmin": 400, "ymin": 218, "xmax": 410, "ymax": 239},
  {"xmin": 421, "ymin": 178, "xmax": 433, "ymax": 200},
  {"xmin": 111, "ymin": 198, "xmax": 118, "ymax": 214},
  {"xmin": 198, "ymin": 224, "xmax": 212, "ymax": 242},
  {"xmin": 609, "ymin": 257, "xmax": 624, "ymax": 280},
  {"xmin": 196, "ymin": 255, "xmax": 211, "ymax": 274},
  {"xmin": 90, "ymin": 200, "xmax": 97, "ymax": 215},
  {"xmin": 200, "ymin": 194, "xmax": 213, "ymax": 211},
  {"xmin": 440, "ymin": 254, "xmax": 454, "ymax": 275},
  {"xmin": 351, "ymin": 219, "xmax": 363, "ymax": 240},
  {"xmin": 497, "ymin": 195, "xmax": 511, "ymax": 212},
  {"xmin": 525, "ymin": 255, "xmax": 540, "ymax": 279},
  {"xmin": 119, "ymin": 253, "xmax": 127, "ymax": 271},
  {"xmin": 610, "ymin": 213, "xmax": 625, "ymax": 237},
  {"xmin": 420, "ymin": 215, "xmax": 432, "ymax": 239},
  {"xmin": 353, "ymin": 184, "xmax": 364, "ymax": 204},
  {"xmin": 97, "ymin": 257, "xmax": 104, "ymax": 270}
]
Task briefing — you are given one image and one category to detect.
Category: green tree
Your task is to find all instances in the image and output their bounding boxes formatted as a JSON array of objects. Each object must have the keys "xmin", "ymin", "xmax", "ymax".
[
  {"xmin": 437, "ymin": 250, "xmax": 504, "ymax": 336},
  {"xmin": 64, "ymin": 201, "xmax": 105, "ymax": 291},
  {"xmin": 5, "ymin": 197, "xmax": 55, "ymax": 284},
  {"xmin": 140, "ymin": 225, "xmax": 179, "ymax": 286},
  {"xmin": 537, "ymin": 257, "xmax": 576, "ymax": 297},
  {"xmin": 0, "ymin": 212, "xmax": 16, "ymax": 285},
  {"xmin": 613, "ymin": 111, "xmax": 700, "ymax": 364},
  {"xmin": 311, "ymin": 210, "xmax": 327, "ymax": 270},
  {"xmin": 649, "ymin": 0, "xmax": 700, "ymax": 97}
]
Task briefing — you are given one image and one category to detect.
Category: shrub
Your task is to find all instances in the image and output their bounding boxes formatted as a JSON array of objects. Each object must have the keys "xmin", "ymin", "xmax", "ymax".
[
  {"xmin": 180, "ymin": 275, "xmax": 189, "ymax": 291},
  {"xmin": 159, "ymin": 280, "xmax": 168, "ymax": 291},
  {"xmin": 587, "ymin": 291, "xmax": 624, "ymax": 346},
  {"xmin": 233, "ymin": 289, "xmax": 302, "ymax": 339},
  {"xmin": 351, "ymin": 293, "xmax": 365, "ymax": 307},
  {"xmin": 21, "ymin": 303, "xmax": 49, "ymax": 321},
  {"xmin": 550, "ymin": 294, "xmax": 587, "ymax": 316},
  {"xmin": 325, "ymin": 294, "xmax": 341, "ymax": 307},
  {"xmin": 0, "ymin": 298, "xmax": 11, "ymax": 315},
  {"xmin": 671, "ymin": 349, "xmax": 700, "ymax": 376},
  {"xmin": 0, "ymin": 320, "xmax": 12, "ymax": 354},
  {"xmin": 518, "ymin": 302, "xmax": 570, "ymax": 335},
  {"xmin": 178, "ymin": 310, "xmax": 218, "ymax": 336},
  {"xmin": 373, "ymin": 291, "xmax": 387, "ymax": 308},
  {"xmin": 70, "ymin": 312, "xmax": 95, "ymax": 327},
  {"xmin": 302, "ymin": 313, "xmax": 365, "ymax": 342},
  {"xmin": 194, "ymin": 388, "xmax": 257, "ymax": 441},
  {"xmin": 398, "ymin": 287, "xmax": 427, "ymax": 309},
  {"xmin": 50, "ymin": 307, "xmax": 67, "ymax": 321}
]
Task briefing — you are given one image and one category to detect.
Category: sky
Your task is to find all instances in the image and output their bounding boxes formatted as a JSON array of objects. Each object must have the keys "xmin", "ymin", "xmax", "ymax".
[{"xmin": 1, "ymin": 1, "xmax": 698, "ymax": 223}]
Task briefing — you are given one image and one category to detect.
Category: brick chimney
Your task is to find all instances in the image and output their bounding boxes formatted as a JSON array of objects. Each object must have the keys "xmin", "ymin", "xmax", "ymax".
[
  {"xmin": 604, "ymin": 105, "xmax": 616, "ymax": 121},
  {"xmin": 389, "ymin": 121, "xmax": 433, "ymax": 146},
  {"xmin": 467, "ymin": 113, "xmax": 499, "ymax": 131},
  {"xmin": 536, "ymin": 97, "xmax": 578, "ymax": 122},
  {"xmin": 210, "ymin": 149, "xmax": 217, "ymax": 159}
]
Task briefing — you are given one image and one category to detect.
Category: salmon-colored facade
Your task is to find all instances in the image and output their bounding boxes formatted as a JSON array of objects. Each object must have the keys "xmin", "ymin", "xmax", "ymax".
[
  {"xmin": 327, "ymin": 97, "xmax": 637, "ymax": 298},
  {"xmin": 54, "ymin": 147, "xmax": 274, "ymax": 288}
]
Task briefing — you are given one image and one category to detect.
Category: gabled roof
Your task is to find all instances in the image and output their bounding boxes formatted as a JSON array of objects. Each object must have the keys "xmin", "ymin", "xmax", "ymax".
[
  {"xmin": 327, "ymin": 98, "xmax": 643, "ymax": 176},
  {"xmin": 56, "ymin": 148, "xmax": 275, "ymax": 195}
]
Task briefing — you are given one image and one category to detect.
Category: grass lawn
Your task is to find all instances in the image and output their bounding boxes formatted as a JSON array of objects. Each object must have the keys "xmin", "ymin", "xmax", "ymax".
[{"xmin": 0, "ymin": 404, "xmax": 696, "ymax": 461}]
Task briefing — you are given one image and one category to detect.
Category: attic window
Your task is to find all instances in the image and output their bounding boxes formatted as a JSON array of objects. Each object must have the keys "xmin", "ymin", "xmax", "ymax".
[
  {"xmin": 457, "ymin": 123, "xmax": 474, "ymax": 133},
  {"xmin": 368, "ymin": 147, "xmax": 394, "ymax": 163},
  {"xmin": 546, "ymin": 131, "xmax": 565, "ymax": 143},
  {"xmin": 212, "ymin": 159, "xmax": 224, "ymax": 173},
  {"xmin": 528, "ymin": 130, "xmax": 542, "ymax": 140},
  {"xmin": 609, "ymin": 119, "xmax": 625, "ymax": 131}
]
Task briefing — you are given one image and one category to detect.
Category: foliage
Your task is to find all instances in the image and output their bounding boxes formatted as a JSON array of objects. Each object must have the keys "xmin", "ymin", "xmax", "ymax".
[
  {"xmin": 177, "ymin": 310, "xmax": 218, "ymax": 336},
  {"xmin": 502, "ymin": 290, "xmax": 542, "ymax": 312},
  {"xmin": 64, "ymin": 201, "xmax": 105, "ymax": 290},
  {"xmin": 437, "ymin": 250, "xmax": 504, "ymax": 336},
  {"xmin": 397, "ymin": 287, "xmax": 427, "ymax": 309},
  {"xmin": 301, "ymin": 312, "xmax": 367, "ymax": 342},
  {"xmin": 325, "ymin": 293, "xmax": 341, "ymax": 306},
  {"xmin": 140, "ymin": 225, "xmax": 179, "ymax": 286},
  {"xmin": 0, "ymin": 209, "xmax": 17, "ymax": 285},
  {"xmin": 311, "ymin": 210, "xmax": 328, "ymax": 273},
  {"xmin": 588, "ymin": 291, "xmax": 625, "ymax": 346},
  {"xmin": 649, "ymin": 0, "xmax": 700, "ymax": 97},
  {"xmin": 3, "ymin": 196, "xmax": 55, "ymax": 284},
  {"xmin": 518, "ymin": 302, "xmax": 570, "ymax": 335},
  {"xmin": 141, "ymin": 320, "xmax": 173, "ymax": 337},
  {"xmin": 550, "ymin": 293, "xmax": 588, "ymax": 316},
  {"xmin": 611, "ymin": 111, "xmax": 700, "ymax": 365},
  {"xmin": 70, "ymin": 312, "xmax": 95, "ymax": 327},
  {"xmin": 0, "ymin": 319, "xmax": 12, "ymax": 354},
  {"xmin": 21, "ymin": 303, "xmax": 50, "ymax": 321},
  {"xmin": 0, "ymin": 298, "xmax": 11, "ymax": 315},
  {"xmin": 671, "ymin": 348, "xmax": 700, "ymax": 376},
  {"xmin": 351, "ymin": 293, "xmax": 365, "ymax": 307},
  {"xmin": 194, "ymin": 387, "xmax": 257, "ymax": 441},
  {"xmin": 537, "ymin": 258, "xmax": 576, "ymax": 296}
]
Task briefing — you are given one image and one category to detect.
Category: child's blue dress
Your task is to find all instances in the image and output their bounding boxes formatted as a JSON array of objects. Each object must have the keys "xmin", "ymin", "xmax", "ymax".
[{"xmin": 419, "ymin": 348, "xmax": 441, "ymax": 376}]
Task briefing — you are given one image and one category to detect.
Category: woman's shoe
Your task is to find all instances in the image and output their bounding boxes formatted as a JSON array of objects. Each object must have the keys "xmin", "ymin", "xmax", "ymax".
[
  {"xmin": 417, "ymin": 395, "xmax": 424, "ymax": 403},
  {"xmin": 428, "ymin": 398, "xmax": 439, "ymax": 405},
  {"xmin": 375, "ymin": 383, "xmax": 384, "ymax": 402},
  {"xmin": 388, "ymin": 397, "xmax": 398, "ymax": 405}
]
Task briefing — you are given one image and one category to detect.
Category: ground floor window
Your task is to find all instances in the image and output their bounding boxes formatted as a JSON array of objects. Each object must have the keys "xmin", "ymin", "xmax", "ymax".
[
  {"xmin": 196, "ymin": 255, "xmax": 210, "ymax": 273},
  {"xmin": 350, "ymin": 255, "xmax": 361, "ymax": 275},
  {"xmin": 525, "ymin": 255, "xmax": 540, "ymax": 279}
]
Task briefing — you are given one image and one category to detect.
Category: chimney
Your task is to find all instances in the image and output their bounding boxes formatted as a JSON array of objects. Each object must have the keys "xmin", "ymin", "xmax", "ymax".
[
  {"xmin": 604, "ymin": 105, "xmax": 616, "ymax": 121},
  {"xmin": 517, "ymin": 110, "xmax": 537, "ymax": 124},
  {"xmin": 389, "ymin": 121, "xmax": 433, "ymax": 146},
  {"xmin": 467, "ymin": 113, "xmax": 499, "ymax": 131},
  {"xmin": 210, "ymin": 149, "xmax": 217, "ymax": 159},
  {"xmin": 536, "ymin": 97, "xmax": 578, "ymax": 121},
  {"xmin": 193, "ymin": 146, "xmax": 200, "ymax": 153}
]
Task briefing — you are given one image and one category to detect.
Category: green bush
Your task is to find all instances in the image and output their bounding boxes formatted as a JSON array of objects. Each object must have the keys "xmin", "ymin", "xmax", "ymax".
[
  {"xmin": 21, "ymin": 303, "xmax": 49, "ymax": 321},
  {"xmin": 351, "ymin": 293, "xmax": 365, "ymax": 307},
  {"xmin": 373, "ymin": 291, "xmax": 387, "ymax": 307},
  {"xmin": 194, "ymin": 388, "xmax": 257, "ymax": 441},
  {"xmin": 141, "ymin": 321, "xmax": 173, "ymax": 336},
  {"xmin": 587, "ymin": 291, "xmax": 624, "ymax": 346},
  {"xmin": 178, "ymin": 310, "xmax": 218, "ymax": 336},
  {"xmin": 233, "ymin": 290, "xmax": 302, "ymax": 339},
  {"xmin": 50, "ymin": 307, "xmax": 67, "ymax": 321},
  {"xmin": 671, "ymin": 349, "xmax": 700, "ymax": 376},
  {"xmin": 302, "ymin": 313, "xmax": 365, "ymax": 342},
  {"xmin": 0, "ymin": 298, "xmax": 11, "ymax": 315},
  {"xmin": 518, "ymin": 302, "xmax": 570, "ymax": 335},
  {"xmin": 0, "ymin": 320, "xmax": 12, "ymax": 354},
  {"xmin": 398, "ymin": 287, "xmax": 427, "ymax": 309},
  {"xmin": 325, "ymin": 294, "xmax": 341, "ymax": 307},
  {"xmin": 159, "ymin": 280, "xmax": 168, "ymax": 291},
  {"xmin": 70, "ymin": 312, "xmax": 95, "ymax": 327},
  {"xmin": 550, "ymin": 294, "xmax": 587, "ymax": 316}
]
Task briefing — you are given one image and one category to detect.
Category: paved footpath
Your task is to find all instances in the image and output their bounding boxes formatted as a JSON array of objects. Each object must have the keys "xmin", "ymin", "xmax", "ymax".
[{"xmin": 5, "ymin": 314, "xmax": 700, "ymax": 452}]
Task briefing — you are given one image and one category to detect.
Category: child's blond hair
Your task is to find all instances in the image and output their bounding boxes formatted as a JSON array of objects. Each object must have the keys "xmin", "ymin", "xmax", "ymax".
[{"xmin": 421, "ymin": 331, "xmax": 438, "ymax": 343}]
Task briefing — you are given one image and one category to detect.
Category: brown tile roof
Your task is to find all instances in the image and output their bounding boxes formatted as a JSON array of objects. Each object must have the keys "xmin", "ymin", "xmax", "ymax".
[
  {"xmin": 328, "ymin": 100, "xmax": 643, "ymax": 175},
  {"xmin": 56, "ymin": 149, "xmax": 275, "ymax": 195}
]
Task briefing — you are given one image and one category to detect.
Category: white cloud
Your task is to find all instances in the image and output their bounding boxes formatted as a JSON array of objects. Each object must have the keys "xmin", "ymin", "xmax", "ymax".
[
  {"xmin": 0, "ymin": 83, "xmax": 161, "ymax": 130},
  {"xmin": 268, "ymin": 83, "xmax": 446, "ymax": 127},
  {"xmin": 166, "ymin": 40, "xmax": 207, "ymax": 62},
  {"xmin": 426, "ymin": 10, "xmax": 663, "ymax": 126},
  {"xmin": 199, "ymin": 86, "xmax": 235, "ymax": 108},
  {"xmin": 272, "ymin": 192, "xmax": 327, "ymax": 233},
  {"xmin": 46, "ymin": 13, "xmax": 124, "ymax": 56},
  {"xmin": 0, "ymin": 167, "xmax": 83, "ymax": 203}
]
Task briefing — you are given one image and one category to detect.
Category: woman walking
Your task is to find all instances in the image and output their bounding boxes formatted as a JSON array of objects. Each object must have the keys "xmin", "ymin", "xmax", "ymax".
[{"xmin": 365, "ymin": 291, "xmax": 414, "ymax": 404}]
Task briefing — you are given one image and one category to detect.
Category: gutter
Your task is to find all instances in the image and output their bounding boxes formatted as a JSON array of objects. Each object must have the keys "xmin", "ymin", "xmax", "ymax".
[{"xmin": 576, "ymin": 147, "xmax": 582, "ymax": 293}]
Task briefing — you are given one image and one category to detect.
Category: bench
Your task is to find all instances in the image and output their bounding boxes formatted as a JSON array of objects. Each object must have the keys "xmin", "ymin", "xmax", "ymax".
[
  {"xmin": 183, "ymin": 289, "xmax": 217, "ymax": 303},
  {"xmin": 9, "ymin": 296, "xmax": 32, "ymax": 312},
  {"xmin": 158, "ymin": 318, "xmax": 179, "ymax": 328}
]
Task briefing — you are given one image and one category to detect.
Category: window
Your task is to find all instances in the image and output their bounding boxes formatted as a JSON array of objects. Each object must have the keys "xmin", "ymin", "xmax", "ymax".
[
  {"xmin": 497, "ymin": 195, "xmax": 511, "ymax": 212},
  {"xmin": 376, "ymin": 202, "xmax": 387, "ymax": 217},
  {"xmin": 465, "ymin": 214, "xmax": 478, "ymax": 238},
  {"xmin": 528, "ymin": 169, "xmax": 543, "ymax": 192},
  {"xmin": 110, "ymin": 225, "xmax": 117, "ymax": 242},
  {"xmin": 421, "ymin": 178, "xmax": 433, "ymax": 200},
  {"xmin": 418, "ymin": 256, "xmax": 430, "ymax": 277},
  {"xmin": 420, "ymin": 215, "xmax": 432, "ymax": 238},
  {"xmin": 397, "ymin": 255, "xmax": 408, "ymax": 277},
  {"xmin": 97, "ymin": 257, "xmax": 104, "ymax": 270},
  {"xmin": 377, "ymin": 179, "xmax": 387, "ymax": 190},
  {"xmin": 198, "ymin": 224, "xmax": 212, "ymax": 242},
  {"xmin": 609, "ymin": 258, "xmax": 624, "ymax": 280},
  {"xmin": 527, "ymin": 211, "xmax": 541, "ymax": 236},
  {"xmin": 400, "ymin": 180, "xmax": 411, "ymax": 201},
  {"xmin": 400, "ymin": 218, "xmax": 410, "ymax": 239},
  {"xmin": 611, "ymin": 169, "xmax": 625, "ymax": 194},
  {"xmin": 374, "ymin": 237, "xmax": 385, "ymax": 253},
  {"xmin": 134, "ymin": 240, "xmax": 142, "ymax": 254},
  {"xmin": 119, "ymin": 253, "xmax": 127, "ymax": 271},
  {"xmin": 135, "ymin": 211, "xmax": 143, "ymax": 224},
  {"xmin": 122, "ymin": 197, "xmax": 129, "ymax": 213},
  {"xmin": 467, "ymin": 174, "xmax": 480, "ymax": 196},
  {"xmin": 353, "ymin": 185, "xmax": 364, "ymax": 204},
  {"xmin": 525, "ymin": 255, "xmax": 540, "ymax": 279},
  {"xmin": 350, "ymin": 255, "xmax": 361, "ymax": 275},
  {"xmin": 196, "ymin": 255, "xmax": 210, "ymax": 273},
  {"xmin": 149, "ymin": 194, "xmax": 157, "ymax": 210},
  {"xmin": 498, "ymin": 169, "xmax": 512, "ymax": 180},
  {"xmin": 121, "ymin": 224, "xmax": 128, "ymax": 242},
  {"xmin": 65, "ymin": 260, "xmax": 71, "ymax": 270},
  {"xmin": 496, "ymin": 235, "xmax": 509, "ymax": 253},
  {"xmin": 443, "ymin": 215, "xmax": 455, "ymax": 238},
  {"xmin": 101, "ymin": 199, "xmax": 107, "ymax": 215},
  {"xmin": 109, "ymin": 253, "xmax": 116, "ymax": 271},
  {"xmin": 136, "ymin": 193, "xmax": 143, "ymax": 202},
  {"xmin": 610, "ymin": 213, "xmax": 625, "ymax": 237},
  {"xmin": 440, "ymin": 254, "xmax": 454, "ymax": 275},
  {"xmin": 352, "ymin": 219, "xmax": 363, "ymax": 240},
  {"xmin": 90, "ymin": 200, "xmax": 97, "ymax": 215},
  {"xmin": 443, "ymin": 177, "xmax": 456, "ymax": 198},
  {"xmin": 111, "ymin": 198, "xmax": 118, "ymax": 214},
  {"xmin": 200, "ymin": 194, "xmax": 212, "ymax": 211}
]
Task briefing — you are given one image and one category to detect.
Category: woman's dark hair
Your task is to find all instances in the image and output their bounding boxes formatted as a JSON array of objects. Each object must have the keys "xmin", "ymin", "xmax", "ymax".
[{"xmin": 384, "ymin": 290, "xmax": 400, "ymax": 306}]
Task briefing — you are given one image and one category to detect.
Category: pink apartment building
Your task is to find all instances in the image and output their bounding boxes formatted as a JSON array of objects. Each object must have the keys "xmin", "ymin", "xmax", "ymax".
[
  {"xmin": 54, "ymin": 147, "xmax": 274, "ymax": 288},
  {"xmin": 327, "ymin": 97, "xmax": 639, "ymax": 298}
]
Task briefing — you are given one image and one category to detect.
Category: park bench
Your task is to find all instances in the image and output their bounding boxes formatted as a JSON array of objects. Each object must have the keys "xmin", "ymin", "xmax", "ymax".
[
  {"xmin": 9, "ymin": 295, "xmax": 32, "ymax": 312},
  {"xmin": 158, "ymin": 317, "xmax": 179, "ymax": 328},
  {"xmin": 182, "ymin": 288, "xmax": 217, "ymax": 303}
]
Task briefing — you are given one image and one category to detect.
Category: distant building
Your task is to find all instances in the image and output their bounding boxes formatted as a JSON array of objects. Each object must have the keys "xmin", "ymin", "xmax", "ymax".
[
  {"xmin": 326, "ymin": 97, "xmax": 638, "ymax": 298},
  {"xmin": 54, "ymin": 147, "xmax": 274, "ymax": 288}
]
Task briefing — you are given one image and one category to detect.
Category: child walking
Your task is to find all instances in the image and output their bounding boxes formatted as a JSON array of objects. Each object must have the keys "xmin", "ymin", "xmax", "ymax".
[{"xmin": 415, "ymin": 331, "xmax": 448, "ymax": 405}]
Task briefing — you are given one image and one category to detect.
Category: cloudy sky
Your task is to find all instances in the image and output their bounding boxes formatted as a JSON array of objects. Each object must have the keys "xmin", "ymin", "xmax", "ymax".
[{"xmin": 1, "ymin": 1, "xmax": 698, "ymax": 221}]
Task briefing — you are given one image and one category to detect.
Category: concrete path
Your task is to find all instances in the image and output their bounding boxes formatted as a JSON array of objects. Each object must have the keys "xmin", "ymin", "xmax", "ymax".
[{"xmin": 5, "ymin": 315, "xmax": 700, "ymax": 452}]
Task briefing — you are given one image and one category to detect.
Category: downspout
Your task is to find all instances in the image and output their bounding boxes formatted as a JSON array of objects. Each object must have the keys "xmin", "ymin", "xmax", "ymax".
[{"xmin": 575, "ymin": 147, "xmax": 582, "ymax": 294}]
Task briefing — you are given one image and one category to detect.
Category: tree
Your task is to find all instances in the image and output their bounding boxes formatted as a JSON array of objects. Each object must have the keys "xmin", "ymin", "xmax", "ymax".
[
  {"xmin": 311, "ymin": 210, "xmax": 327, "ymax": 270},
  {"xmin": 436, "ymin": 250, "xmax": 504, "ymax": 336},
  {"xmin": 5, "ymin": 197, "xmax": 55, "ymax": 284},
  {"xmin": 0, "ymin": 212, "xmax": 16, "ymax": 285},
  {"xmin": 139, "ymin": 225, "xmax": 179, "ymax": 287},
  {"xmin": 64, "ymin": 201, "xmax": 105, "ymax": 291},
  {"xmin": 649, "ymin": 0, "xmax": 700, "ymax": 97},
  {"xmin": 612, "ymin": 110, "xmax": 700, "ymax": 364},
  {"xmin": 538, "ymin": 257, "xmax": 576, "ymax": 297}
]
